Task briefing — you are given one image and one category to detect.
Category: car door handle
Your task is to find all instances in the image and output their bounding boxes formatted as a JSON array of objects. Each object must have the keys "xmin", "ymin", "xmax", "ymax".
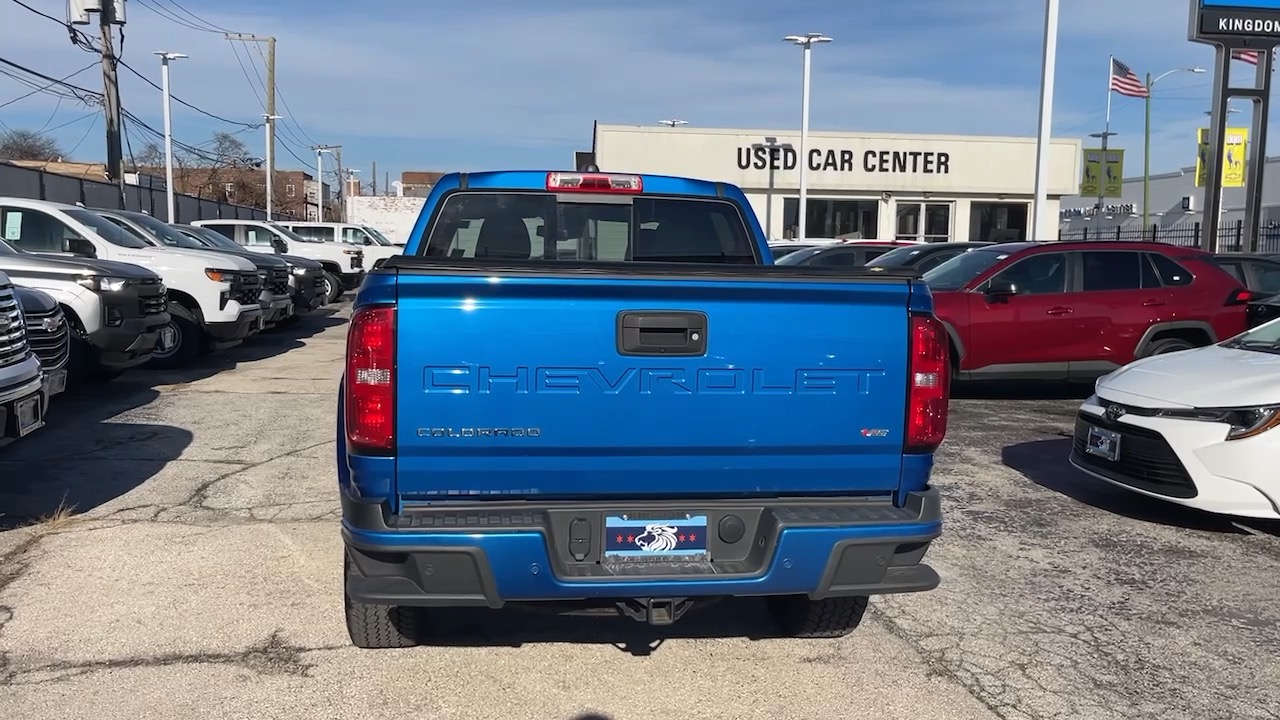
[
  {"xmin": 1141, "ymin": 299, "xmax": 1166, "ymax": 307},
  {"xmin": 1046, "ymin": 307, "xmax": 1073, "ymax": 316}
]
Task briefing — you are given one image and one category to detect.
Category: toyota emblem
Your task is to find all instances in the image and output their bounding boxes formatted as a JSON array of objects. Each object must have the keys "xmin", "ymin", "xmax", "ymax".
[{"xmin": 1105, "ymin": 404, "xmax": 1125, "ymax": 422}]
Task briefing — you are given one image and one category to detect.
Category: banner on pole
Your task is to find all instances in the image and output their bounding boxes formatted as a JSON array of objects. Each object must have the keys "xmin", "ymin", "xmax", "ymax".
[
  {"xmin": 1079, "ymin": 148, "xmax": 1125, "ymax": 198},
  {"xmin": 1195, "ymin": 127, "xmax": 1248, "ymax": 187}
]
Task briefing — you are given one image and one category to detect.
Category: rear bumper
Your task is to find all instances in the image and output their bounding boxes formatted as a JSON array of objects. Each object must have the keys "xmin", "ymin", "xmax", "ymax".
[{"xmin": 340, "ymin": 487, "xmax": 941, "ymax": 608}]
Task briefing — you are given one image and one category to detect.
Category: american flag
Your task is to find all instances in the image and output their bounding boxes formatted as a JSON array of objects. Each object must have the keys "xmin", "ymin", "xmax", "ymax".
[
  {"xmin": 1232, "ymin": 49, "xmax": 1276, "ymax": 67},
  {"xmin": 1109, "ymin": 57, "xmax": 1149, "ymax": 98}
]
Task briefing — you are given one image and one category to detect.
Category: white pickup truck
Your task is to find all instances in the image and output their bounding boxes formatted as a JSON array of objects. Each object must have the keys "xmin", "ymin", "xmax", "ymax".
[
  {"xmin": 0, "ymin": 198, "xmax": 263, "ymax": 368},
  {"xmin": 276, "ymin": 221, "xmax": 401, "ymax": 268},
  {"xmin": 191, "ymin": 219, "xmax": 364, "ymax": 303},
  {"xmin": 0, "ymin": 270, "xmax": 48, "ymax": 445}
]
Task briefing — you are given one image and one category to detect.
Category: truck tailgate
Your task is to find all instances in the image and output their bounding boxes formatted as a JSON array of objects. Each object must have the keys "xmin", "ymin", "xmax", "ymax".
[{"xmin": 393, "ymin": 271, "xmax": 912, "ymax": 501}]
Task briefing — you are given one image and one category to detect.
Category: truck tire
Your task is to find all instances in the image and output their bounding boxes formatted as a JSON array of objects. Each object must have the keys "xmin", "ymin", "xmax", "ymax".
[
  {"xmin": 322, "ymin": 271, "xmax": 343, "ymax": 304},
  {"xmin": 343, "ymin": 556, "xmax": 421, "ymax": 649},
  {"xmin": 147, "ymin": 303, "xmax": 202, "ymax": 369},
  {"xmin": 766, "ymin": 595, "xmax": 869, "ymax": 638},
  {"xmin": 1141, "ymin": 337, "xmax": 1196, "ymax": 357}
]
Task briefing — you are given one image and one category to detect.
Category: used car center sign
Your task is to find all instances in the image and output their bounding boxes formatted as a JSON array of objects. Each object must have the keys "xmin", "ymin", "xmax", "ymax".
[
  {"xmin": 1195, "ymin": 0, "xmax": 1280, "ymax": 36},
  {"xmin": 736, "ymin": 146, "xmax": 951, "ymax": 174}
]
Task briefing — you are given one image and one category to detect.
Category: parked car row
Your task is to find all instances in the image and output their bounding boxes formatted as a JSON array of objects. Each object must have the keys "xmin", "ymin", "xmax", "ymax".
[{"xmin": 0, "ymin": 198, "xmax": 374, "ymax": 448}]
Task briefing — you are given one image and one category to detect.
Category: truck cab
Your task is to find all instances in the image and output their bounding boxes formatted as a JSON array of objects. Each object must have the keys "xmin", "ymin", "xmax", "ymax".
[
  {"xmin": 190, "ymin": 219, "xmax": 364, "ymax": 303},
  {"xmin": 276, "ymin": 221, "xmax": 400, "ymax": 268},
  {"xmin": 0, "ymin": 271, "xmax": 49, "ymax": 446},
  {"xmin": 0, "ymin": 198, "xmax": 263, "ymax": 368},
  {"xmin": 92, "ymin": 209, "xmax": 296, "ymax": 330},
  {"xmin": 337, "ymin": 170, "xmax": 949, "ymax": 648},
  {"xmin": 0, "ymin": 238, "xmax": 169, "ymax": 380}
]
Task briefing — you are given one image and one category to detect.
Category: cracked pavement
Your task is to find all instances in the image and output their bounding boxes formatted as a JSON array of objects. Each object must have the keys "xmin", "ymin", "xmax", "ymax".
[{"xmin": 1, "ymin": 305, "xmax": 1278, "ymax": 719}]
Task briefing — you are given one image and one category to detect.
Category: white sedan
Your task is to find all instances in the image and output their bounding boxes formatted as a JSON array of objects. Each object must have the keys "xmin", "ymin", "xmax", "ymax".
[{"xmin": 1070, "ymin": 319, "xmax": 1280, "ymax": 520}]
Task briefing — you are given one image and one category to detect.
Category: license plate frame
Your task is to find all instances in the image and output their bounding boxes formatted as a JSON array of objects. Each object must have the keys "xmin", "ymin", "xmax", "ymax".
[
  {"xmin": 46, "ymin": 369, "xmax": 67, "ymax": 397},
  {"xmin": 14, "ymin": 394, "xmax": 42, "ymax": 437},
  {"xmin": 604, "ymin": 514, "xmax": 710, "ymax": 563},
  {"xmin": 1085, "ymin": 425, "xmax": 1121, "ymax": 462}
]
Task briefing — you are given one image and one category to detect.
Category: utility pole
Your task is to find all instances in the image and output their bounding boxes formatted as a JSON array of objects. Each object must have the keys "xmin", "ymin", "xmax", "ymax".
[
  {"xmin": 371, "ymin": 161, "xmax": 377, "ymax": 195},
  {"xmin": 334, "ymin": 147, "xmax": 345, "ymax": 220},
  {"xmin": 71, "ymin": 0, "xmax": 127, "ymax": 197},
  {"xmin": 224, "ymin": 34, "xmax": 276, "ymax": 189},
  {"xmin": 312, "ymin": 145, "xmax": 336, "ymax": 221}
]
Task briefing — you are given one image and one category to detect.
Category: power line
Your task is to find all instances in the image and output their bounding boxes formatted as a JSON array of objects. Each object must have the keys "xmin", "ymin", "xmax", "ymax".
[
  {"xmin": 130, "ymin": 0, "xmax": 216, "ymax": 33},
  {"xmin": 0, "ymin": 62, "xmax": 97, "ymax": 110},
  {"xmin": 115, "ymin": 58, "xmax": 260, "ymax": 128},
  {"xmin": 154, "ymin": 0, "xmax": 230, "ymax": 33},
  {"xmin": 6, "ymin": 0, "xmax": 99, "ymax": 52}
]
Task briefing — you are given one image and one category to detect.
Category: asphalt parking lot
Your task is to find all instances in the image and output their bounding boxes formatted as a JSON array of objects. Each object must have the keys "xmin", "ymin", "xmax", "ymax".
[{"xmin": 1, "ymin": 305, "xmax": 1278, "ymax": 720}]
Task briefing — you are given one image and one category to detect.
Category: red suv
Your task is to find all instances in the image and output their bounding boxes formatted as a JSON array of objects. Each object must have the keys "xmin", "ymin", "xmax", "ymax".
[{"xmin": 921, "ymin": 241, "xmax": 1251, "ymax": 382}]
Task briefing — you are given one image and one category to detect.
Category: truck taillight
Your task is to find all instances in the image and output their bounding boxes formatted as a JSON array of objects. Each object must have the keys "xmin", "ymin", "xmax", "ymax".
[
  {"xmin": 546, "ymin": 172, "xmax": 642, "ymax": 193},
  {"xmin": 905, "ymin": 313, "xmax": 949, "ymax": 453},
  {"xmin": 345, "ymin": 305, "xmax": 395, "ymax": 453}
]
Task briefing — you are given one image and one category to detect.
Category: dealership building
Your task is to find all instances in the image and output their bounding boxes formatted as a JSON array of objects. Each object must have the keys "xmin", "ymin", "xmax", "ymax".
[{"xmin": 586, "ymin": 123, "xmax": 1082, "ymax": 242}]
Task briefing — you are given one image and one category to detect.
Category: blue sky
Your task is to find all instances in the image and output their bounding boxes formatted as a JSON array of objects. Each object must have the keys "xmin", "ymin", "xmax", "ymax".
[{"xmin": 0, "ymin": 0, "xmax": 1260, "ymax": 190}]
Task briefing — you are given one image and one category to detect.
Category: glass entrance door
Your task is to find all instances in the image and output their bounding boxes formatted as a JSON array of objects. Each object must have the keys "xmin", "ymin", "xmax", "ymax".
[
  {"xmin": 969, "ymin": 202, "xmax": 1029, "ymax": 242},
  {"xmin": 895, "ymin": 202, "xmax": 952, "ymax": 242}
]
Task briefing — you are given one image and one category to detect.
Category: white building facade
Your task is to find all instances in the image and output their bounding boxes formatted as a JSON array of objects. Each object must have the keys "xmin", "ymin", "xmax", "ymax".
[{"xmin": 590, "ymin": 124, "xmax": 1082, "ymax": 243}]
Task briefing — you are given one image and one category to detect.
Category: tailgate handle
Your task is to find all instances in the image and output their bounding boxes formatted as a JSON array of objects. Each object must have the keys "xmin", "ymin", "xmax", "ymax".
[{"xmin": 617, "ymin": 311, "xmax": 708, "ymax": 356}]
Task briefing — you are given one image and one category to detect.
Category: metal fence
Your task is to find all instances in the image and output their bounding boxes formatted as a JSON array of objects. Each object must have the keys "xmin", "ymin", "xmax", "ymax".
[
  {"xmin": 1057, "ymin": 221, "xmax": 1280, "ymax": 254},
  {"xmin": 0, "ymin": 162, "xmax": 293, "ymax": 222}
]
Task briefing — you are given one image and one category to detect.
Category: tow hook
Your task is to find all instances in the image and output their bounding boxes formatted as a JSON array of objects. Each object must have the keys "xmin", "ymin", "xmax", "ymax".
[{"xmin": 616, "ymin": 597, "xmax": 695, "ymax": 625}]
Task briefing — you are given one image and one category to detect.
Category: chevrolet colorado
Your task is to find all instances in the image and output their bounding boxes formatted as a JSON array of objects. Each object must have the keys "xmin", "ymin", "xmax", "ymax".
[{"xmin": 337, "ymin": 171, "xmax": 949, "ymax": 648}]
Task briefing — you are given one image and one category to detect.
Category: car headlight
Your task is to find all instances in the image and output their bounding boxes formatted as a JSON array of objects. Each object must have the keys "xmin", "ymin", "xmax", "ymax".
[
  {"xmin": 342, "ymin": 249, "xmax": 361, "ymax": 256},
  {"xmin": 291, "ymin": 266, "xmax": 308, "ymax": 275},
  {"xmin": 1156, "ymin": 405, "xmax": 1280, "ymax": 440},
  {"xmin": 205, "ymin": 268, "xmax": 235, "ymax": 283},
  {"xmin": 76, "ymin": 275, "xmax": 129, "ymax": 292}
]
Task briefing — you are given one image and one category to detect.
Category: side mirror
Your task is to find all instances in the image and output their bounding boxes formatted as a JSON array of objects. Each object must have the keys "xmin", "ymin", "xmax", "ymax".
[
  {"xmin": 65, "ymin": 237, "xmax": 96, "ymax": 258},
  {"xmin": 985, "ymin": 279, "xmax": 1018, "ymax": 296},
  {"xmin": 273, "ymin": 239, "xmax": 288, "ymax": 253},
  {"xmin": 363, "ymin": 237, "xmax": 372, "ymax": 245}
]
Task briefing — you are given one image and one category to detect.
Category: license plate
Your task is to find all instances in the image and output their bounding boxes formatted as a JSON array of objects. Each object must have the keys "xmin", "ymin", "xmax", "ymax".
[
  {"xmin": 604, "ymin": 514, "xmax": 710, "ymax": 562},
  {"xmin": 1085, "ymin": 425, "xmax": 1121, "ymax": 462},
  {"xmin": 14, "ymin": 395, "xmax": 42, "ymax": 437},
  {"xmin": 159, "ymin": 326, "xmax": 177, "ymax": 350},
  {"xmin": 47, "ymin": 370, "xmax": 67, "ymax": 397}
]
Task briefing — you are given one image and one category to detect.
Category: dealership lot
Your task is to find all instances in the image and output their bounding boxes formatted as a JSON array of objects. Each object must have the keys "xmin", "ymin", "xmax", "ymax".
[{"xmin": 0, "ymin": 307, "xmax": 1277, "ymax": 720}]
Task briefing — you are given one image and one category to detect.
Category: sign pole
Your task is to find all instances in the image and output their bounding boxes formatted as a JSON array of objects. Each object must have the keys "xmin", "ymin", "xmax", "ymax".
[{"xmin": 1189, "ymin": 0, "xmax": 1280, "ymax": 252}]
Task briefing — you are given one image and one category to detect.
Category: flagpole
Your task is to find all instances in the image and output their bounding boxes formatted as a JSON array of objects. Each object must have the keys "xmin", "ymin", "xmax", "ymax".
[{"xmin": 1097, "ymin": 55, "xmax": 1113, "ymax": 216}]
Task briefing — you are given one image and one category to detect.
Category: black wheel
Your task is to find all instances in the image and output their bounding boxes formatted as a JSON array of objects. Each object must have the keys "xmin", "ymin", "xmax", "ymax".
[
  {"xmin": 343, "ymin": 554, "xmax": 421, "ymax": 649},
  {"xmin": 766, "ymin": 595, "xmax": 869, "ymax": 639},
  {"xmin": 1141, "ymin": 337, "xmax": 1196, "ymax": 357},
  {"xmin": 146, "ymin": 303, "xmax": 203, "ymax": 369},
  {"xmin": 322, "ymin": 271, "xmax": 343, "ymax": 303}
]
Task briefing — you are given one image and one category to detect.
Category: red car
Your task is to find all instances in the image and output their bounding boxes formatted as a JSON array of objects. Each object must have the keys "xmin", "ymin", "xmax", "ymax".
[{"xmin": 921, "ymin": 241, "xmax": 1252, "ymax": 382}]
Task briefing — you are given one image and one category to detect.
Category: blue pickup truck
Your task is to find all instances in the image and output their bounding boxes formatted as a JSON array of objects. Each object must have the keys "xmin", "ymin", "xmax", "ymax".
[{"xmin": 337, "ymin": 170, "xmax": 949, "ymax": 648}]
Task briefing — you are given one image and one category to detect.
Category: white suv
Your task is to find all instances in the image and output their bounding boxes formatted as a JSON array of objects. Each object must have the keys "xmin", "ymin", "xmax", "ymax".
[
  {"xmin": 0, "ymin": 198, "xmax": 263, "ymax": 368},
  {"xmin": 191, "ymin": 219, "xmax": 364, "ymax": 303}
]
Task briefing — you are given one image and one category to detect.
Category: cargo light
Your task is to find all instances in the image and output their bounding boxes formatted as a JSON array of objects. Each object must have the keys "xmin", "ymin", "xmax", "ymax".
[
  {"xmin": 905, "ymin": 313, "xmax": 950, "ymax": 453},
  {"xmin": 345, "ymin": 305, "xmax": 395, "ymax": 454},
  {"xmin": 546, "ymin": 172, "xmax": 642, "ymax": 193}
]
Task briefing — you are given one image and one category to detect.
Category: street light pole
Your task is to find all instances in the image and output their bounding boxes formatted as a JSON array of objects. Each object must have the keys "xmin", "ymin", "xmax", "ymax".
[
  {"xmin": 154, "ymin": 51, "xmax": 187, "ymax": 222},
  {"xmin": 785, "ymin": 33, "xmax": 831, "ymax": 241},
  {"xmin": 313, "ymin": 145, "xmax": 336, "ymax": 221},
  {"xmin": 1031, "ymin": 0, "xmax": 1058, "ymax": 240},
  {"xmin": 263, "ymin": 114, "xmax": 282, "ymax": 220},
  {"xmin": 1143, "ymin": 67, "xmax": 1206, "ymax": 229}
]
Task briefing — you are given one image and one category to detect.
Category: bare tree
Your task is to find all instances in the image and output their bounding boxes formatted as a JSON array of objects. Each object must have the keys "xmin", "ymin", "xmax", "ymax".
[{"xmin": 0, "ymin": 129, "xmax": 67, "ymax": 162}]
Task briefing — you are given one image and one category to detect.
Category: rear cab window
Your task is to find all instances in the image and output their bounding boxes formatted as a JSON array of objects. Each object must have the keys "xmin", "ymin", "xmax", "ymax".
[{"xmin": 421, "ymin": 192, "xmax": 758, "ymax": 264}]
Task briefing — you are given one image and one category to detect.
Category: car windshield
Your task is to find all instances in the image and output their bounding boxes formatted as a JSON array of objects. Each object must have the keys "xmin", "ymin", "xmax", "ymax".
[
  {"xmin": 184, "ymin": 227, "xmax": 239, "ymax": 250},
  {"xmin": 866, "ymin": 245, "xmax": 927, "ymax": 268},
  {"xmin": 1221, "ymin": 319, "xmax": 1280, "ymax": 353},
  {"xmin": 769, "ymin": 244, "xmax": 816, "ymax": 261},
  {"xmin": 128, "ymin": 213, "xmax": 206, "ymax": 249},
  {"xmin": 272, "ymin": 224, "xmax": 318, "ymax": 243},
  {"xmin": 361, "ymin": 225, "xmax": 394, "ymax": 246},
  {"xmin": 774, "ymin": 247, "xmax": 823, "ymax": 265},
  {"xmin": 922, "ymin": 249, "xmax": 1010, "ymax": 290},
  {"xmin": 65, "ymin": 209, "xmax": 150, "ymax": 248}
]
